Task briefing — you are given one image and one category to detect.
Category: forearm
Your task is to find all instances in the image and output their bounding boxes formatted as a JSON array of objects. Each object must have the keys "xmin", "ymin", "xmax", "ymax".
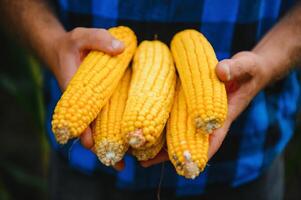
[
  {"xmin": 253, "ymin": 2, "xmax": 301, "ymax": 82},
  {"xmin": 0, "ymin": 0, "xmax": 66, "ymax": 72}
]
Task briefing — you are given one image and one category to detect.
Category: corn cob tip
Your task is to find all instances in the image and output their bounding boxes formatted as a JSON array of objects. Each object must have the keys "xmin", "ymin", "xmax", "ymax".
[
  {"xmin": 102, "ymin": 151, "xmax": 117, "ymax": 166},
  {"xmin": 105, "ymin": 152, "xmax": 116, "ymax": 159},
  {"xmin": 183, "ymin": 161, "xmax": 200, "ymax": 179},
  {"xmin": 95, "ymin": 140, "xmax": 124, "ymax": 166},
  {"xmin": 54, "ymin": 127, "xmax": 71, "ymax": 144},
  {"xmin": 127, "ymin": 129, "xmax": 145, "ymax": 148},
  {"xmin": 182, "ymin": 150, "xmax": 200, "ymax": 179},
  {"xmin": 195, "ymin": 117, "xmax": 221, "ymax": 134}
]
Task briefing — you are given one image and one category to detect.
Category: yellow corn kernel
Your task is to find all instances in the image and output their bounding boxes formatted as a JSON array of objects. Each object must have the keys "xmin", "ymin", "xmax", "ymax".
[
  {"xmin": 167, "ymin": 82, "xmax": 209, "ymax": 179},
  {"xmin": 52, "ymin": 26, "xmax": 137, "ymax": 144},
  {"xmin": 171, "ymin": 29, "xmax": 227, "ymax": 133},
  {"xmin": 122, "ymin": 40, "xmax": 176, "ymax": 148},
  {"xmin": 132, "ymin": 134, "xmax": 165, "ymax": 161},
  {"xmin": 93, "ymin": 69, "xmax": 131, "ymax": 166}
]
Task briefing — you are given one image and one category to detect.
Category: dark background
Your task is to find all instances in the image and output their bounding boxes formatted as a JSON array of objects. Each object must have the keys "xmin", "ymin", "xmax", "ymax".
[{"xmin": 0, "ymin": 28, "xmax": 300, "ymax": 200}]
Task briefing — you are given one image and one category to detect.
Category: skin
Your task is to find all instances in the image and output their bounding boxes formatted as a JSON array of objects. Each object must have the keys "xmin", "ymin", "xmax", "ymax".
[
  {"xmin": 0, "ymin": 0, "xmax": 125, "ymax": 170},
  {"xmin": 1, "ymin": 1, "xmax": 301, "ymax": 171},
  {"xmin": 142, "ymin": 3, "xmax": 301, "ymax": 167}
]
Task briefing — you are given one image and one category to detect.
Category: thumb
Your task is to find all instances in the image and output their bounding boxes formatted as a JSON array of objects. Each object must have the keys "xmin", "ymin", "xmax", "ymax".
[
  {"xmin": 72, "ymin": 28, "xmax": 125, "ymax": 55},
  {"xmin": 216, "ymin": 52, "xmax": 256, "ymax": 82}
]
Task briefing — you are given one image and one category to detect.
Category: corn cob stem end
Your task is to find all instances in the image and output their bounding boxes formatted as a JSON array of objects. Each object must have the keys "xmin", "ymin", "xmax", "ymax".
[
  {"xmin": 95, "ymin": 140, "xmax": 124, "ymax": 166},
  {"xmin": 183, "ymin": 150, "xmax": 200, "ymax": 179},
  {"xmin": 128, "ymin": 129, "xmax": 145, "ymax": 148},
  {"xmin": 195, "ymin": 117, "xmax": 221, "ymax": 134},
  {"xmin": 54, "ymin": 127, "xmax": 71, "ymax": 144}
]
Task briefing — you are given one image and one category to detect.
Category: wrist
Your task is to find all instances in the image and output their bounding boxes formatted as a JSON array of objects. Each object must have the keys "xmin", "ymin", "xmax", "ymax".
[
  {"xmin": 43, "ymin": 29, "xmax": 66, "ymax": 66},
  {"xmin": 44, "ymin": 29, "xmax": 81, "ymax": 90},
  {"xmin": 47, "ymin": 31, "xmax": 67, "ymax": 75}
]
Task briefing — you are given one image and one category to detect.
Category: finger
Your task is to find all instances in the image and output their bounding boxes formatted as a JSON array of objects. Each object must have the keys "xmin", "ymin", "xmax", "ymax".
[
  {"xmin": 209, "ymin": 85, "xmax": 252, "ymax": 155},
  {"xmin": 207, "ymin": 89, "xmax": 241, "ymax": 159},
  {"xmin": 208, "ymin": 120, "xmax": 231, "ymax": 159},
  {"xmin": 80, "ymin": 127, "xmax": 94, "ymax": 149},
  {"xmin": 228, "ymin": 87, "xmax": 254, "ymax": 124},
  {"xmin": 71, "ymin": 28, "xmax": 125, "ymax": 55},
  {"xmin": 215, "ymin": 59, "xmax": 232, "ymax": 82},
  {"xmin": 140, "ymin": 150, "xmax": 169, "ymax": 168},
  {"xmin": 113, "ymin": 160, "xmax": 125, "ymax": 171},
  {"xmin": 216, "ymin": 53, "xmax": 256, "ymax": 82}
]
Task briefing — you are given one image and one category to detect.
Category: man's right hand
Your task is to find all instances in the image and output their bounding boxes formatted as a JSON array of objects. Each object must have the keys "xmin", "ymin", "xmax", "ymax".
[{"xmin": 50, "ymin": 27, "xmax": 124, "ymax": 153}]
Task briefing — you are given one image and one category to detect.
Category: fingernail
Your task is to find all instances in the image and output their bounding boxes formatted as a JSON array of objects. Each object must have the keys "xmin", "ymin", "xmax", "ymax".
[
  {"xmin": 111, "ymin": 39, "xmax": 122, "ymax": 50},
  {"xmin": 222, "ymin": 63, "xmax": 231, "ymax": 81}
]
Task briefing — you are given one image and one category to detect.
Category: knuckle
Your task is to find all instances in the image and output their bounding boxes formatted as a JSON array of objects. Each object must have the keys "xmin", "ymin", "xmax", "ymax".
[
  {"xmin": 69, "ymin": 27, "xmax": 85, "ymax": 44},
  {"xmin": 72, "ymin": 27, "xmax": 84, "ymax": 33},
  {"xmin": 90, "ymin": 30, "xmax": 102, "ymax": 41},
  {"xmin": 255, "ymin": 56, "xmax": 266, "ymax": 75},
  {"xmin": 233, "ymin": 52, "xmax": 259, "ymax": 75},
  {"xmin": 88, "ymin": 29, "xmax": 110, "ymax": 44},
  {"xmin": 247, "ymin": 56, "xmax": 257, "ymax": 68},
  {"xmin": 233, "ymin": 51, "xmax": 252, "ymax": 59},
  {"xmin": 70, "ymin": 27, "xmax": 83, "ymax": 38},
  {"xmin": 236, "ymin": 63, "xmax": 244, "ymax": 73},
  {"xmin": 92, "ymin": 28, "xmax": 108, "ymax": 38},
  {"xmin": 246, "ymin": 56, "xmax": 259, "ymax": 76},
  {"xmin": 97, "ymin": 28, "xmax": 108, "ymax": 35}
]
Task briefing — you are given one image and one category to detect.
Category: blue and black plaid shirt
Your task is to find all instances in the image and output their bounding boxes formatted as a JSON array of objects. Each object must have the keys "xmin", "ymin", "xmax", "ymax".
[{"xmin": 45, "ymin": 0, "xmax": 300, "ymax": 196}]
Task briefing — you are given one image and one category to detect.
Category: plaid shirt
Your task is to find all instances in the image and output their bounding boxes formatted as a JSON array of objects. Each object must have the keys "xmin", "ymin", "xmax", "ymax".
[{"xmin": 45, "ymin": 0, "xmax": 300, "ymax": 196}]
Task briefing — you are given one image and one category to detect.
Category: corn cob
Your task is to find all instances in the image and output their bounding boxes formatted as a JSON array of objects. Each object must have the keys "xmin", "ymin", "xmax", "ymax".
[
  {"xmin": 52, "ymin": 26, "xmax": 137, "ymax": 144},
  {"xmin": 93, "ymin": 68, "xmax": 131, "ymax": 166},
  {"xmin": 167, "ymin": 82, "xmax": 209, "ymax": 179},
  {"xmin": 131, "ymin": 133, "xmax": 165, "ymax": 161},
  {"xmin": 171, "ymin": 29, "xmax": 227, "ymax": 133},
  {"xmin": 122, "ymin": 41, "xmax": 176, "ymax": 149}
]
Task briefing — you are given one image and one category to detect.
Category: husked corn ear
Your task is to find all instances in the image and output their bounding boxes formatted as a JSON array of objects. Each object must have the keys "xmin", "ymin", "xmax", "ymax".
[
  {"xmin": 171, "ymin": 29, "xmax": 227, "ymax": 133},
  {"xmin": 167, "ymin": 82, "xmax": 209, "ymax": 179},
  {"xmin": 52, "ymin": 26, "xmax": 137, "ymax": 144},
  {"xmin": 132, "ymin": 134, "xmax": 165, "ymax": 161},
  {"xmin": 122, "ymin": 41, "xmax": 176, "ymax": 148},
  {"xmin": 93, "ymin": 68, "xmax": 131, "ymax": 166}
]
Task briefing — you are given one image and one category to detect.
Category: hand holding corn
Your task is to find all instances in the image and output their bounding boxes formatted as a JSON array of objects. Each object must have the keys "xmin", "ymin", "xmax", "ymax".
[
  {"xmin": 142, "ymin": 38, "xmax": 271, "ymax": 173},
  {"xmin": 48, "ymin": 26, "xmax": 128, "ymax": 148},
  {"xmin": 51, "ymin": 27, "xmax": 231, "ymax": 179},
  {"xmin": 52, "ymin": 26, "xmax": 137, "ymax": 144}
]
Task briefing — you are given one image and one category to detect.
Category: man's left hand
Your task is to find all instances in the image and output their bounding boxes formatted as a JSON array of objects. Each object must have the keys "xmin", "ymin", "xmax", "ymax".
[{"xmin": 140, "ymin": 51, "xmax": 271, "ymax": 168}]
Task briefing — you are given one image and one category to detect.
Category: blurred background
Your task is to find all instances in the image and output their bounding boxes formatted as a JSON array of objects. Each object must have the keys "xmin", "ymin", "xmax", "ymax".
[{"xmin": 0, "ymin": 27, "xmax": 300, "ymax": 200}]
